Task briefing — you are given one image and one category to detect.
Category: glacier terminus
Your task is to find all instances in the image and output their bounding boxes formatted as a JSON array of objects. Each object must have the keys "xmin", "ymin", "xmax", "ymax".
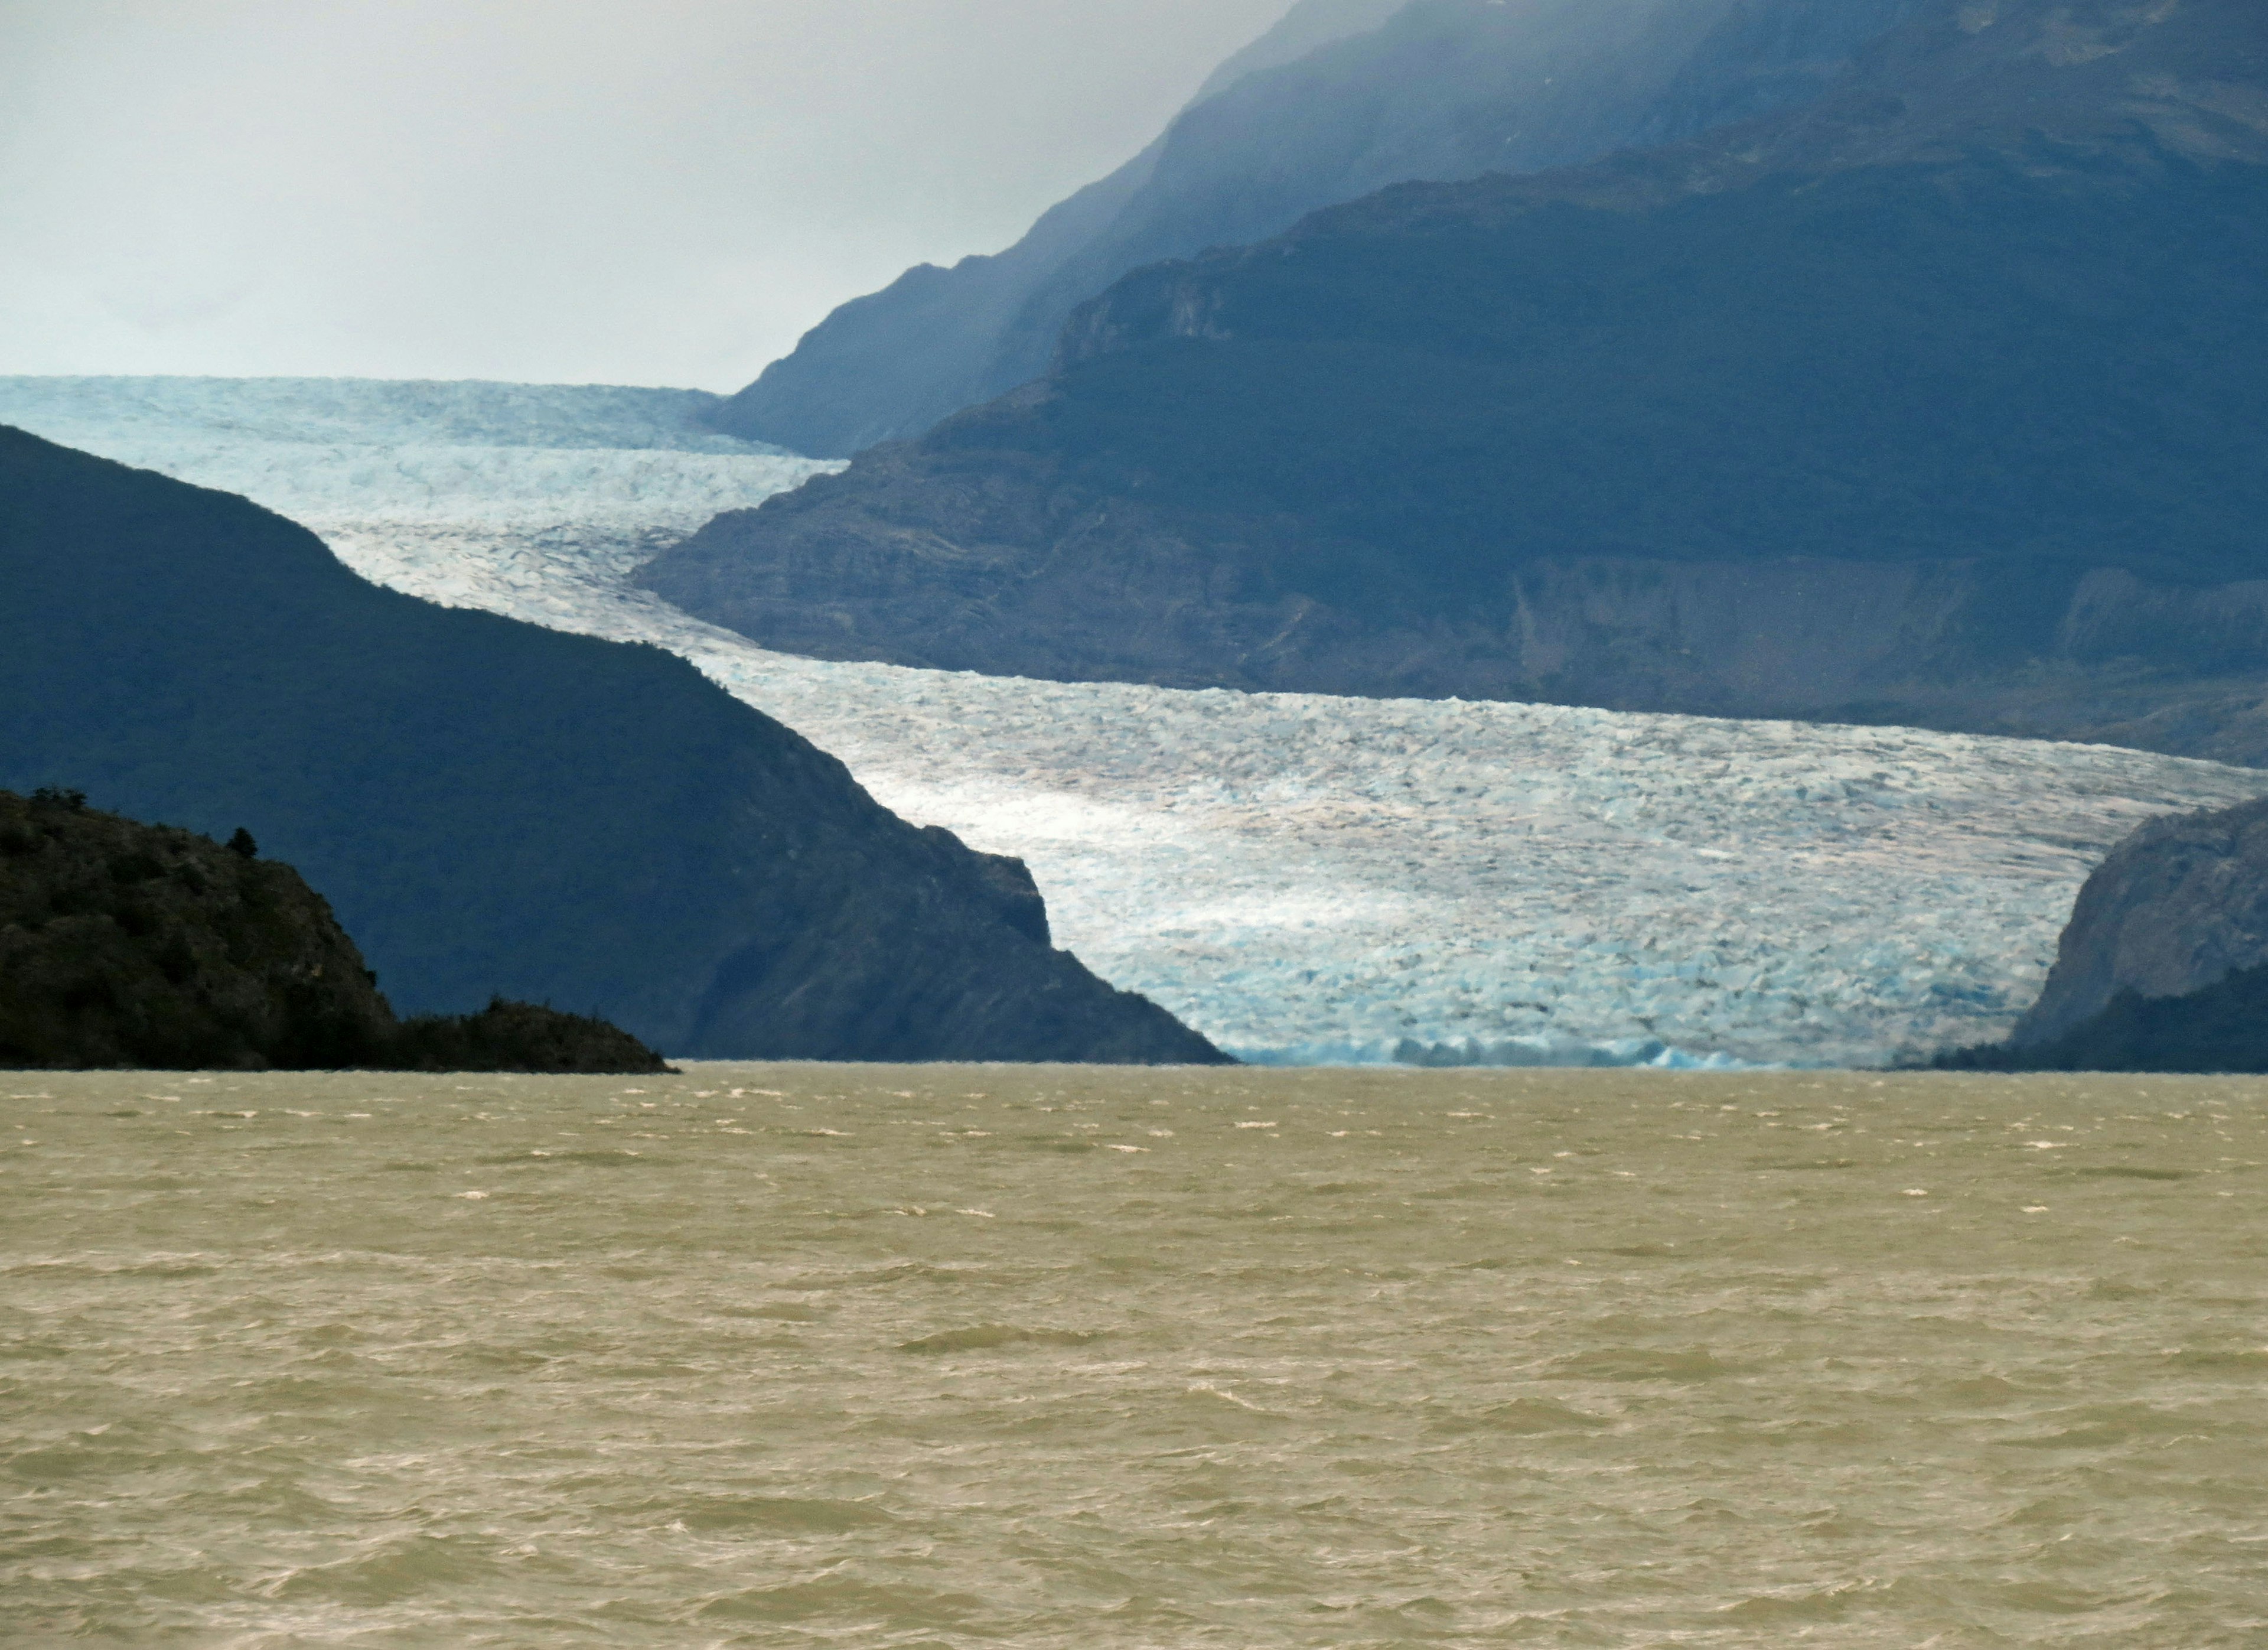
[{"xmin": 6, "ymin": 376, "xmax": 2260, "ymax": 1068}]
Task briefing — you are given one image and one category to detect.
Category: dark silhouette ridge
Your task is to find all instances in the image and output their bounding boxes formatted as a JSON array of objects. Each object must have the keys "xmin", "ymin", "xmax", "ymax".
[{"xmin": 0, "ymin": 427, "xmax": 1227, "ymax": 1065}]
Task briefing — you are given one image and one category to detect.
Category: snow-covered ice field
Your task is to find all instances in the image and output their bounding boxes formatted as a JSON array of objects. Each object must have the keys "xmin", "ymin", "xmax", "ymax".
[{"xmin": 8, "ymin": 376, "xmax": 2262, "ymax": 1067}]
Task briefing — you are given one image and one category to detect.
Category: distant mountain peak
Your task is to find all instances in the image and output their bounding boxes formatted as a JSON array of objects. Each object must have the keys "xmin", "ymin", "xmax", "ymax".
[
  {"xmin": 711, "ymin": 0, "xmax": 1934, "ymax": 456},
  {"xmin": 1190, "ymin": 0, "xmax": 1413, "ymax": 106},
  {"xmin": 644, "ymin": 0, "xmax": 2268, "ymax": 766}
]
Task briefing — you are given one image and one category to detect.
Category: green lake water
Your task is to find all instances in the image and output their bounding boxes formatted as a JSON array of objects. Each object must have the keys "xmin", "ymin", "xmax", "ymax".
[{"xmin": 4, "ymin": 1065, "xmax": 2264, "ymax": 1646}]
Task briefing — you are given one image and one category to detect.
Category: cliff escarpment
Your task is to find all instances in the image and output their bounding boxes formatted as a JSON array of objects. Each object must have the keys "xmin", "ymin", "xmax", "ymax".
[
  {"xmin": 0, "ymin": 789, "xmax": 669, "ymax": 1072},
  {"xmin": 0, "ymin": 427, "xmax": 1225, "ymax": 1065},
  {"xmin": 646, "ymin": 0, "xmax": 2268, "ymax": 763}
]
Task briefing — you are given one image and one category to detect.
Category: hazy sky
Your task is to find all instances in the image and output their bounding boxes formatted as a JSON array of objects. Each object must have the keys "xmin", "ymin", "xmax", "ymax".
[{"xmin": 0, "ymin": 0, "xmax": 1291, "ymax": 389}]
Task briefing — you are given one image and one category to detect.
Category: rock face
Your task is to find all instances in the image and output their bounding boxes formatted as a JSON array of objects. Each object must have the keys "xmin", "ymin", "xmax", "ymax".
[
  {"xmin": 0, "ymin": 789, "xmax": 669, "ymax": 1072},
  {"xmin": 0, "ymin": 427, "xmax": 1226, "ymax": 1065},
  {"xmin": 712, "ymin": 0, "xmax": 1924, "ymax": 455},
  {"xmin": 646, "ymin": 0, "xmax": 2268, "ymax": 764},
  {"xmin": 2009, "ymin": 798, "xmax": 2268, "ymax": 1050}
]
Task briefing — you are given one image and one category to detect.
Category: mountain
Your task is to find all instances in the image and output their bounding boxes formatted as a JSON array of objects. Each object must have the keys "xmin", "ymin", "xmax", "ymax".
[
  {"xmin": 0, "ymin": 788, "xmax": 670, "ymax": 1073},
  {"xmin": 644, "ymin": 0, "xmax": 2268, "ymax": 766},
  {"xmin": 1943, "ymin": 965, "xmax": 2268, "ymax": 1074},
  {"xmin": 712, "ymin": 0, "xmax": 1928, "ymax": 456},
  {"xmin": 1938, "ymin": 795, "xmax": 2268, "ymax": 1073},
  {"xmin": 0, "ymin": 426, "xmax": 1225, "ymax": 1064}
]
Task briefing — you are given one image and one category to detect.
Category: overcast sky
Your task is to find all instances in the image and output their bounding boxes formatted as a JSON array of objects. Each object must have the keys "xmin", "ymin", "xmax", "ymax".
[{"xmin": 0, "ymin": 0, "xmax": 1291, "ymax": 389}]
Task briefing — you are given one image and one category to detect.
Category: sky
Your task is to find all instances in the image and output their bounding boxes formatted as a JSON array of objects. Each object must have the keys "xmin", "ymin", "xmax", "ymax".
[{"xmin": 0, "ymin": 0, "xmax": 1292, "ymax": 390}]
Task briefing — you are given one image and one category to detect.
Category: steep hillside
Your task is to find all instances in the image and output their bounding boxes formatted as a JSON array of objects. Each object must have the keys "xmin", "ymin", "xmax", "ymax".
[
  {"xmin": 1943, "ymin": 965, "xmax": 2268, "ymax": 1074},
  {"xmin": 715, "ymin": 0, "xmax": 1924, "ymax": 455},
  {"xmin": 0, "ymin": 427, "xmax": 1223, "ymax": 1065},
  {"xmin": 649, "ymin": 0, "xmax": 2268, "ymax": 763},
  {"xmin": 0, "ymin": 788, "xmax": 396, "ymax": 1071}
]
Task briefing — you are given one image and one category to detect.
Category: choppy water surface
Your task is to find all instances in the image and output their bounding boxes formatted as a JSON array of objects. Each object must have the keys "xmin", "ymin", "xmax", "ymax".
[{"xmin": 4, "ymin": 1067, "xmax": 2264, "ymax": 1648}]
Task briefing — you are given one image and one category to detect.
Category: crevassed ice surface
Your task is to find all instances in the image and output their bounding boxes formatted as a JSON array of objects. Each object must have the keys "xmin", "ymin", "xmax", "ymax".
[{"xmin": 6, "ymin": 376, "xmax": 2262, "ymax": 1068}]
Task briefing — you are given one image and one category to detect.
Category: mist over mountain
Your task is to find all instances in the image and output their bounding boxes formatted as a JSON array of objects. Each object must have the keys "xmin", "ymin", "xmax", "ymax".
[
  {"xmin": 646, "ymin": 0, "xmax": 2268, "ymax": 765},
  {"xmin": 0, "ymin": 426, "xmax": 1223, "ymax": 1065},
  {"xmin": 714, "ymin": 0, "xmax": 1925, "ymax": 456}
]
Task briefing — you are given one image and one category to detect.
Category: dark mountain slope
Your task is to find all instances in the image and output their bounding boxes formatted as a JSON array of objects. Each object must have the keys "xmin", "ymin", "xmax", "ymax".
[
  {"xmin": 715, "ymin": 0, "xmax": 1925, "ymax": 455},
  {"xmin": 0, "ymin": 428, "xmax": 1224, "ymax": 1064},
  {"xmin": 646, "ymin": 0, "xmax": 2268, "ymax": 763},
  {"xmin": 0, "ymin": 789, "xmax": 669, "ymax": 1073}
]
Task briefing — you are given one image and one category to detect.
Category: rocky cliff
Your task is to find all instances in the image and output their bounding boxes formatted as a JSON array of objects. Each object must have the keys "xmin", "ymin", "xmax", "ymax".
[
  {"xmin": 2009, "ymin": 796, "xmax": 2268, "ymax": 1049},
  {"xmin": 0, "ymin": 427, "xmax": 1226, "ymax": 1065},
  {"xmin": 1940, "ymin": 789, "xmax": 2268, "ymax": 1073},
  {"xmin": 712, "ymin": 0, "xmax": 1924, "ymax": 455},
  {"xmin": 646, "ymin": 0, "xmax": 2268, "ymax": 764},
  {"xmin": 0, "ymin": 789, "xmax": 669, "ymax": 1072}
]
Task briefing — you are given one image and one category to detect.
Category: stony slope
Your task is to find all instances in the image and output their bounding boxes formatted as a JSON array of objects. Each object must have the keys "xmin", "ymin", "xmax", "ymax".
[
  {"xmin": 651, "ymin": 0, "xmax": 2268, "ymax": 764},
  {"xmin": 15, "ymin": 378, "xmax": 2264, "ymax": 1066},
  {"xmin": 0, "ymin": 423, "xmax": 1221, "ymax": 1065},
  {"xmin": 0, "ymin": 789, "xmax": 669, "ymax": 1072},
  {"xmin": 715, "ymin": 0, "xmax": 1925, "ymax": 455}
]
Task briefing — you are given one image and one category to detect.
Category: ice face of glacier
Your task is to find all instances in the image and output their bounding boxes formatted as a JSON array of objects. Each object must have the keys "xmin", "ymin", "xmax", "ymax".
[{"xmin": 5, "ymin": 375, "xmax": 2261, "ymax": 1068}]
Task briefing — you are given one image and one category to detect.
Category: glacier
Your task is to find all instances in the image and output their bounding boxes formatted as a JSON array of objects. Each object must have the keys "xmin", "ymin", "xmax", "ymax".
[{"xmin": 6, "ymin": 375, "xmax": 2262, "ymax": 1068}]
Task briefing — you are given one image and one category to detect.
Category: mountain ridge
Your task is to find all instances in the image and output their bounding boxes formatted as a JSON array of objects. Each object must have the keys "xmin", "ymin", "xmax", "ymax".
[
  {"xmin": 2010, "ymin": 796, "xmax": 2268, "ymax": 1049},
  {"xmin": 0, "ymin": 425, "xmax": 1226, "ymax": 1065},
  {"xmin": 1939, "ymin": 793, "xmax": 2268, "ymax": 1072},
  {"xmin": 644, "ymin": 0, "xmax": 2268, "ymax": 765},
  {"xmin": 713, "ymin": 0, "xmax": 1930, "ymax": 456}
]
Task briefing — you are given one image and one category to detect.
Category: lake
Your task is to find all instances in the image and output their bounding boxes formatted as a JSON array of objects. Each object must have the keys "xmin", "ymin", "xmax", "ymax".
[{"xmin": 4, "ymin": 1065, "xmax": 2263, "ymax": 1646}]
